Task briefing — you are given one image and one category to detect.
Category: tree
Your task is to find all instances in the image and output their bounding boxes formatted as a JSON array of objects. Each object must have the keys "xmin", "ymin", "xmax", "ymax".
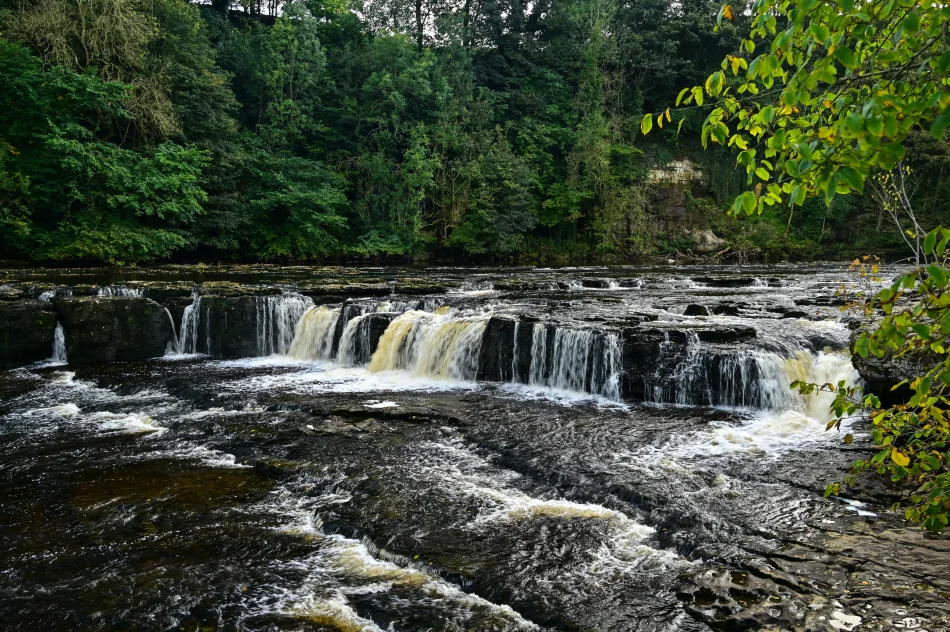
[
  {"xmin": 644, "ymin": 0, "xmax": 950, "ymax": 217},
  {"xmin": 799, "ymin": 229, "xmax": 950, "ymax": 532}
]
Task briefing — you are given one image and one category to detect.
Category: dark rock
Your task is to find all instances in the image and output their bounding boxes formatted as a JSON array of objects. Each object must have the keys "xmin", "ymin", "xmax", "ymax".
[
  {"xmin": 781, "ymin": 310, "xmax": 809, "ymax": 319},
  {"xmin": 391, "ymin": 279, "xmax": 451, "ymax": 295},
  {"xmin": 580, "ymin": 278, "xmax": 612, "ymax": 289},
  {"xmin": 0, "ymin": 300, "xmax": 57, "ymax": 369},
  {"xmin": 297, "ymin": 280, "xmax": 391, "ymax": 298},
  {"xmin": 477, "ymin": 317, "xmax": 517, "ymax": 382},
  {"xmin": 712, "ymin": 304, "xmax": 741, "ymax": 316},
  {"xmin": 684, "ymin": 304, "xmax": 710, "ymax": 316},
  {"xmin": 197, "ymin": 282, "xmax": 282, "ymax": 298},
  {"xmin": 54, "ymin": 297, "xmax": 173, "ymax": 364},
  {"xmin": 198, "ymin": 296, "xmax": 260, "ymax": 358},
  {"xmin": 0, "ymin": 285, "xmax": 23, "ymax": 300},
  {"xmin": 342, "ymin": 312, "xmax": 399, "ymax": 364},
  {"xmin": 693, "ymin": 276, "xmax": 757, "ymax": 288},
  {"xmin": 794, "ymin": 295, "xmax": 846, "ymax": 307},
  {"xmin": 849, "ymin": 327, "xmax": 935, "ymax": 406},
  {"xmin": 692, "ymin": 326, "xmax": 756, "ymax": 342}
]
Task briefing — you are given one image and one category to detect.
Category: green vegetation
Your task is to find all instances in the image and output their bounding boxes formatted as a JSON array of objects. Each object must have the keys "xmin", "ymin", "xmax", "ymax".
[
  {"xmin": 1, "ymin": 0, "xmax": 946, "ymax": 264},
  {"xmin": 796, "ymin": 234, "xmax": 950, "ymax": 532}
]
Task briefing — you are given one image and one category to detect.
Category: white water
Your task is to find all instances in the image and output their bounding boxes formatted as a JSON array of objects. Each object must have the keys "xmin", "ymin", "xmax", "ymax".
[
  {"xmin": 368, "ymin": 310, "xmax": 489, "ymax": 381},
  {"xmin": 178, "ymin": 293, "xmax": 202, "ymax": 355},
  {"xmin": 257, "ymin": 294, "xmax": 313, "ymax": 356},
  {"xmin": 288, "ymin": 306, "xmax": 340, "ymax": 361},
  {"xmin": 528, "ymin": 324, "xmax": 622, "ymax": 400},
  {"xmin": 50, "ymin": 322, "xmax": 67, "ymax": 363},
  {"xmin": 97, "ymin": 286, "xmax": 144, "ymax": 297}
]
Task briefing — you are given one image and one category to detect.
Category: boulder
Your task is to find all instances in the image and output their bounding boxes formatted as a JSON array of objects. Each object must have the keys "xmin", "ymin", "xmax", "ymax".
[
  {"xmin": 691, "ymin": 229, "xmax": 727, "ymax": 254},
  {"xmin": 198, "ymin": 296, "xmax": 260, "ymax": 358},
  {"xmin": 54, "ymin": 297, "xmax": 173, "ymax": 364},
  {"xmin": 684, "ymin": 304, "xmax": 710, "ymax": 316},
  {"xmin": 0, "ymin": 300, "xmax": 57, "ymax": 369},
  {"xmin": 849, "ymin": 328, "xmax": 935, "ymax": 405}
]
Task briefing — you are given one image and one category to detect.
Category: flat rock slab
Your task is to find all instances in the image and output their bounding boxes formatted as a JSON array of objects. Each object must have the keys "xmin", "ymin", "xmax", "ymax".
[{"xmin": 54, "ymin": 297, "xmax": 173, "ymax": 364}]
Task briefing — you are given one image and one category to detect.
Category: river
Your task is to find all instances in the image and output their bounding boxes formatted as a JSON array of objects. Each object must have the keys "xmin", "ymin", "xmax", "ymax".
[{"xmin": 1, "ymin": 264, "xmax": 948, "ymax": 631}]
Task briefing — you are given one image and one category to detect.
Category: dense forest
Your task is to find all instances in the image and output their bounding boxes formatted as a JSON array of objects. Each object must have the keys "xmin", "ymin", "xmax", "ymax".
[{"xmin": 0, "ymin": 0, "xmax": 947, "ymax": 264}]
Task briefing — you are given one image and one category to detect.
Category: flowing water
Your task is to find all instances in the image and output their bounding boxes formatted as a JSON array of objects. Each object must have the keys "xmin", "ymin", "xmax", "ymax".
[{"xmin": 2, "ymin": 263, "xmax": 944, "ymax": 631}]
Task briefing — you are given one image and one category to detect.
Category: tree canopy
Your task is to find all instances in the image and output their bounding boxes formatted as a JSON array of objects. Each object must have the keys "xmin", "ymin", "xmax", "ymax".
[{"xmin": 0, "ymin": 0, "xmax": 948, "ymax": 263}]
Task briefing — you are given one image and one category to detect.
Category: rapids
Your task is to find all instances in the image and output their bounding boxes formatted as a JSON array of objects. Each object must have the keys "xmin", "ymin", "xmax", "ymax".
[{"xmin": 2, "ymin": 263, "xmax": 948, "ymax": 631}]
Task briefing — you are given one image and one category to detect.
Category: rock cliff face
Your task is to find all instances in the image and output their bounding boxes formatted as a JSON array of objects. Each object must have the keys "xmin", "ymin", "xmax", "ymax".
[
  {"xmin": 0, "ymin": 300, "xmax": 57, "ymax": 369},
  {"xmin": 54, "ymin": 297, "xmax": 174, "ymax": 364}
]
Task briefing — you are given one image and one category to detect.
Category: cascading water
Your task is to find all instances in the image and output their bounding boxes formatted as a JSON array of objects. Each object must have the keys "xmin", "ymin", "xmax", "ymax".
[
  {"xmin": 162, "ymin": 308, "xmax": 181, "ymax": 355},
  {"xmin": 50, "ymin": 322, "xmax": 67, "ymax": 363},
  {"xmin": 288, "ymin": 306, "xmax": 341, "ymax": 361},
  {"xmin": 256, "ymin": 294, "xmax": 314, "ymax": 356},
  {"xmin": 646, "ymin": 335, "xmax": 860, "ymax": 418},
  {"xmin": 368, "ymin": 310, "xmax": 488, "ymax": 380},
  {"xmin": 337, "ymin": 313, "xmax": 376, "ymax": 365},
  {"xmin": 178, "ymin": 294, "xmax": 202, "ymax": 355},
  {"xmin": 527, "ymin": 324, "xmax": 622, "ymax": 399},
  {"xmin": 97, "ymin": 286, "xmax": 144, "ymax": 297}
]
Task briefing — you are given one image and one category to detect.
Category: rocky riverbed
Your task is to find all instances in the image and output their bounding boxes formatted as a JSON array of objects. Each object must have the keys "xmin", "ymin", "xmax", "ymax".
[{"xmin": 1, "ymin": 263, "xmax": 948, "ymax": 631}]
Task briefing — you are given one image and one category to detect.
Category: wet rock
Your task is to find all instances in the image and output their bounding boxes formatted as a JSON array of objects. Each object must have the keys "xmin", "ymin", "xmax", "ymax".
[
  {"xmin": 391, "ymin": 279, "xmax": 452, "ymax": 295},
  {"xmin": 694, "ymin": 276, "xmax": 758, "ymax": 288},
  {"xmin": 0, "ymin": 284, "xmax": 23, "ymax": 300},
  {"xmin": 849, "ymin": 327, "xmax": 935, "ymax": 406},
  {"xmin": 713, "ymin": 303, "xmax": 742, "ymax": 316},
  {"xmin": 685, "ymin": 304, "xmax": 710, "ymax": 316},
  {"xmin": 199, "ymin": 296, "xmax": 260, "ymax": 358},
  {"xmin": 692, "ymin": 326, "xmax": 756, "ymax": 342},
  {"xmin": 795, "ymin": 295, "xmax": 847, "ymax": 307},
  {"xmin": 197, "ymin": 282, "xmax": 282, "ymax": 298},
  {"xmin": 0, "ymin": 300, "xmax": 57, "ymax": 369},
  {"xmin": 297, "ymin": 280, "xmax": 391, "ymax": 298},
  {"xmin": 580, "ymin": 278, "xmax": 613, "ymax": 289},
  {"xmin": 477, "ymin": 317, "xmax": 517, "ymax": 382},
  {"xmin": 54, "ymin": 297, "xmax": 173, "ymax": 364}
]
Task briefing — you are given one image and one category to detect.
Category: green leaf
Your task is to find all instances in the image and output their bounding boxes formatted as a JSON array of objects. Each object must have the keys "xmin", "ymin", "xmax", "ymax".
[
  {"xmin": 833, "ymin": 47, "xmax": 855, "ymax": 67},
  {"xmin": 926, "ymin": 265, "xmax": 947, "ymax": 288},
  {"xmin": 839, "ymin": 167, "xmax": 864, "ymax": 193},
  {"xmin": 676, "ymin": 87, "xmax": 689, "ymax": 107},
  {"xmin": 924, "ymin": 229, "xmax": 938, "ymax": 255},
  {"xmin": 741, "ymin": 191, "xmax": 757, "ymax": 214},
  {"xmin": 931, "ymin": 107, "xmax": 950, "ymax": 139},
  {"xmin": 755, "ymin": 167, "xmax": 770, "ymax": 180},
  {"xmin": 641, "ymin": 114, "xmax": 653, "ymax": 135}
]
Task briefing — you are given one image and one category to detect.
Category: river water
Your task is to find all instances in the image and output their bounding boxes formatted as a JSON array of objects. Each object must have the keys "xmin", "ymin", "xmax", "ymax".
[{"xmin": 2, "ymin": 264, "xmax": 947, "ymax": 631}]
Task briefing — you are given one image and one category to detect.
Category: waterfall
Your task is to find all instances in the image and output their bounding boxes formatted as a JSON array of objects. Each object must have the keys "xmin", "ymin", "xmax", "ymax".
[
  {"xmin": 256, "ymin": 294, "xmax": 313, "ymax": 356},
  {"xmin": 528, "ymin": 324, "xmax": 622, "ymax": 399},
  {"xmin": 645, "ymin": 336, "xmax": 860, "ymax": 414},
  {"xmin": 288, "ymin": 306, "xmax": 341, "ymax": 361},
  {"xmin": 97, "ymin": 286, "xmax": 143, "ymax": 297},
  {"xmin": 50, "ymin": 323, "xmax": 67, "ymax": 363},
  {"xmin": 368, "ymin": 310, "xmax": 488, "ymax": 380},
  {"xmin": 162, "ymin": 308, "xmax": 181, "ymax": 355},
  {"xmin": 179, "ymin": 295, "xmax": 202, "ymax": 355},
  {"xmin": 510, "ymin": 321, "xmax": 520, "ymax": 381},
  {"xmin": 337, "ymin": 313, "xmax": 375, "ymax": 365}
]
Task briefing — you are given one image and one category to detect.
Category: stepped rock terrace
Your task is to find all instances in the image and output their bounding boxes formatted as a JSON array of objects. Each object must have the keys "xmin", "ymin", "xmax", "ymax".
[{"xmin": 1, "ymin": 264, "xmax": 948, "ymax": 631}]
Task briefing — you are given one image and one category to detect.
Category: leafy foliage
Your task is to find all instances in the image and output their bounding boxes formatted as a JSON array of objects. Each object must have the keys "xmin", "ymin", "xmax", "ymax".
[
  {"xmin": 795, "ymin": 228, "xmax": 950, "ymax": 531},
  {"xmin": 645, "ymin": 0, "xmax": 950, "ymax": 217}
]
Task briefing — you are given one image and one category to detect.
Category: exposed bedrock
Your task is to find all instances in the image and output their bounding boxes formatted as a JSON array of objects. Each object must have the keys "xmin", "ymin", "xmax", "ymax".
[
  {"xmin": 849, "ymin": 327, "xmax": 935, "ymax": 406},
  {"xmin": 0, "ymin": 300, "xmax": 58, "ymax": 369},
  {"xmin": 54, "ymin": 297, "xmax": 173, "ymax": 364}
]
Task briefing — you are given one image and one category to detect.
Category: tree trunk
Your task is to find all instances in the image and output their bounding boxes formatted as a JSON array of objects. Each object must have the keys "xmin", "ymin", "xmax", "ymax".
[
  {"xmin": 415, "ymin": 0, "xmax": 424, "ymax": 51},
  {"xmin": 463, "ymin": 0, "xmax": 471, "ymax": 49},
  {"xmin": 211, "ymin": 0, "xmax": 229, "ymax": 14}
]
